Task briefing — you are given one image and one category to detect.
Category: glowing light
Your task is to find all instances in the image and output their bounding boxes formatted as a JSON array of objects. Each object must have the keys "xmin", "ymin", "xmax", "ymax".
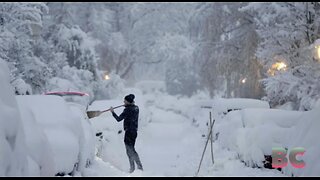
[
  {"xmin": 317, "ymin": 46, "xmax": 320, "ymax": 60},
  {"xmin": 104, "ymin": 74, "xmax": 110, "ymax": 80},
  {"xmin": 268, "ymin": 62, "xmax": 287, "ymax": 76},
  {"xmin": 272, "ymin": 62, "xmax": 287, "ymax": 71},
  {"xmin": 241, "ymin": 78, "xmax": 247, "ymax": 84}
]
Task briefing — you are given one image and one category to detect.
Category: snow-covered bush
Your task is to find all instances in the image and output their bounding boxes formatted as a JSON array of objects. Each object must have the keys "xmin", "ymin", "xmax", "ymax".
[
  {"xmin": 11, "ymin": 78, "xmax": 32, "ymax": 95},
  {"xmin": 46, "ymin": 66, "xmax": 97, "ymax": 101}
]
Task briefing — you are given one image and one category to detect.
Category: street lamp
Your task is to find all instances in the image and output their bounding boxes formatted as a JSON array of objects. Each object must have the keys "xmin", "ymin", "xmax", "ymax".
[
  {"xmin": 104, "ymin": 74, "xmax": 110, "ymax": 80},
  {"xmin": 267, "ymin": 61, "xmax": 287, "ymax": 76},
  {"xmin": 273, "ymin": 62, "xmax": 287, "ymax": 71}
]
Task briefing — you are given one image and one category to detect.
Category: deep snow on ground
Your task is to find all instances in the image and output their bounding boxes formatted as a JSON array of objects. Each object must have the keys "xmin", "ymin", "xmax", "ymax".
[{"xmin": 84, "ymin": 94, "xmax": 285, "ymax": 176}]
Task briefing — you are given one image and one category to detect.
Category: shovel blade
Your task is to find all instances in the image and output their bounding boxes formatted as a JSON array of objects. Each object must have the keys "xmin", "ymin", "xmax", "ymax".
[{"xmin": 87, "ymin": 111, "xmax": 102, "ymax": 119}]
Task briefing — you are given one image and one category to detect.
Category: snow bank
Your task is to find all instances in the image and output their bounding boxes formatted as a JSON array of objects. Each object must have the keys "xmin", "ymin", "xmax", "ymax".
[{"xmin": 0, "ymin": 60, "xmax": 28, "ymax": 176}]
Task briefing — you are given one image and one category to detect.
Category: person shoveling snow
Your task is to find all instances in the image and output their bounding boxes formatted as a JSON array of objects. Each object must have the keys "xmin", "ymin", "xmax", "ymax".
[{"xmin": 110, "ymin": 94, "xmax": 144, "ymax": 173}]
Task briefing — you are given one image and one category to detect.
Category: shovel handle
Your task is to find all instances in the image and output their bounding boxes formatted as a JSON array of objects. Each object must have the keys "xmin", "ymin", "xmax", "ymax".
[
  {"xmin": 101, "ymin": 105, "xmax": 125, "ymax": 113},
  {"xmin": 87, "ymin": 105, "xmax": 125, "ymax": 119}
]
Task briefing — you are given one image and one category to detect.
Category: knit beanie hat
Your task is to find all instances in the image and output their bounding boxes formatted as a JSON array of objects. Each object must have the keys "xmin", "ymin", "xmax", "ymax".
[{"xmin": 124, "ymin": 94, "xmax": 135, "ymax": 103}]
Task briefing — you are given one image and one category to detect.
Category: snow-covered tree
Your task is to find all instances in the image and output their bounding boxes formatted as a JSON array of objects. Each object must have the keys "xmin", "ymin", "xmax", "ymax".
[
  {"xmin": 190, "ymin": 3, "xmax": 263, "ymax": 98},
  {"xmin": 55, "ymin": 25, "xmax": 99, "ymax": 78},
  {"xmin": 151, "ymin": 33, "xmax": 200, "ymax": 96},
  {"xmin": 0, "ymin": 2, "xmax": 50, "ymax": 94},
  {"xmin": 262, "ymin": 63, "xmax": 320, "ymax": 110},
  {"xmin": 241, "ymin": 2, "xmax": 320, "ymax": 68},
  {"xmin": 243, "ymin": 2, "xmax": 320, "ymax": 110},
  {"xmin": 41, "ymin": 3, "xmax": 106, "ymax": 100}
]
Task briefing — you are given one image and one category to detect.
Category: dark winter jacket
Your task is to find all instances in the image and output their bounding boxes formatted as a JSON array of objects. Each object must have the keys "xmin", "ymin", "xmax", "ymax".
[{"xmin": 112, "ymin": 104, "xmax": 139, "ymax": 132}]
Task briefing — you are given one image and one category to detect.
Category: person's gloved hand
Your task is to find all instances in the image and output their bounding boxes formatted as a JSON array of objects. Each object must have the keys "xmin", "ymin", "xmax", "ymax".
[{"xmin": 110, "ymin": 106, "xmax": 114, "ymax": 113}]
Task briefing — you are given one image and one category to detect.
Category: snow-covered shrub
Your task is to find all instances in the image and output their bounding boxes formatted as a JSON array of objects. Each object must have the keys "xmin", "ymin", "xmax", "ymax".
[
  {"xmin": 47, "ymin": 66, "xmax": 97, "ymax": 101},
  {"xmin": 11, "ymin": 78, "xmax": 32, "ymax": 95}
]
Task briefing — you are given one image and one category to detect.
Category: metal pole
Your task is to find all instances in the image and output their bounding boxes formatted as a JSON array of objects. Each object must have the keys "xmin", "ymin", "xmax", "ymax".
[
  {"xmin": 209, "ymin": 112, "xmax": 214, "ymax": 165},
  {"xmin": 195, "ymin": 115, "xmax": 215, "ymax": 176}
]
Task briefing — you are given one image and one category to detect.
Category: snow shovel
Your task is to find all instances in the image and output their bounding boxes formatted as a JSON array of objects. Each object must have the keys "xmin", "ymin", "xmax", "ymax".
[{"xmin": 87, "ymin": 105, "xmax": 124, "ymax": 119}]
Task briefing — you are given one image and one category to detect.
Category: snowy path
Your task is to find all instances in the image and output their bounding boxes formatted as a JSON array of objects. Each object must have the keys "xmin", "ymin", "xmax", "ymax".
[{"xmin": 84, "ymin": 99, "xmax": 285, "ymax": 177}]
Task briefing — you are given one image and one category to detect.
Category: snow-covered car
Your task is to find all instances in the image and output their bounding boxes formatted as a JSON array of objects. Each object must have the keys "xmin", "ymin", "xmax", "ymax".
[
  {"xmin": 213, "ymin": 98, "xmax": 270, "ymax": 116},
  {"xmin": 213, "ymin": 107, "xmax": 320, "ymax": 176},
  {"xmin": 1, "ymin": 61, "xmax": 30, "ymax": 176},
  {"xmin": 16, "ymin": 95, "xmax": 94, "ymax": 176},
  {"xmin": 44, "ymin": 91, "xmax": 95, "ymax": 172},
  {"xmin": 44, "ymin": 91, "xmax": 90, "ymax": 110},
  {"xmin": 16, "ymin": 97, "xmax": 56, "ymax": 176},
  {"xmin": 66, "ymin": 101, "xmax": 95, "ymax": 171}
]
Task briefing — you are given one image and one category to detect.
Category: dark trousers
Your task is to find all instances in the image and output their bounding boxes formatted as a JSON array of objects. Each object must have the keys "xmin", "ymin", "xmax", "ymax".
[{"xmin": 124, "ymin": 130, "xmax": 143, "ymax": 172}]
